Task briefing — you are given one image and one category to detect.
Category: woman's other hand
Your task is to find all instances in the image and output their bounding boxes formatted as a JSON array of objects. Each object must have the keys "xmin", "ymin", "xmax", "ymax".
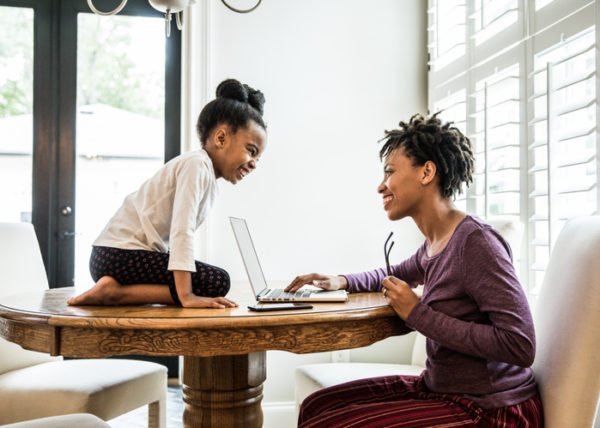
[
  {"xmin": 382, "ymin": 276, "xmax": 420, "ymax": 320},
  {"xmin": 285, "ymin": 274, "xmax": 348, "ymax": 292}
]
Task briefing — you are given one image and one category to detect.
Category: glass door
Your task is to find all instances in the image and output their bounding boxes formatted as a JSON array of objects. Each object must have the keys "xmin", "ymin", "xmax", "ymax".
[
  {"xmin": 0, "ymin": 6, "xmax": 34, "ymax": 224},
  {"xmin": 57, "ymin": 0, "xmax": 181, "ymax": 288},
  {"xmin": 74, "ymin": 12, "xmax": 167, "ymax": 286}
]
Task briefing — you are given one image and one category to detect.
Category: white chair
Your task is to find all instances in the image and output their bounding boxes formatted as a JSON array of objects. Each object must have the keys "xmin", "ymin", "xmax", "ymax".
[
  {"xmin": 0, "ymin": 223, "xmax": 167, "ymax": 427},
  {"xmin": 532, "ymin": 216, "xmax": 600, "ymax": 427},
  {"xmin": 0, "ymin": 414, "xmax": 111, "ymax": 428},
  {"xmin": 295, "ymin": 332, "xmax": 426, "ymax": 410},
  {"xmin": 294, "ymin": 217, "xmax": 523, "ymax": 412}
]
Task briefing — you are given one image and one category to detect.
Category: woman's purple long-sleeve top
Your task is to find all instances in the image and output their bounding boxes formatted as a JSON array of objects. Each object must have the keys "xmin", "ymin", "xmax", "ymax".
[{"xmin": 344, "ymin": 215, "xmax": 538, "ymax": 409}]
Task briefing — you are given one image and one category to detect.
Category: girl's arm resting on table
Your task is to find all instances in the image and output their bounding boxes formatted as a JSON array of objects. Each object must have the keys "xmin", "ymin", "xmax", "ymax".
[{"xmin": 173, "ymin": 270, "xmax": 237, "ymax": 308}]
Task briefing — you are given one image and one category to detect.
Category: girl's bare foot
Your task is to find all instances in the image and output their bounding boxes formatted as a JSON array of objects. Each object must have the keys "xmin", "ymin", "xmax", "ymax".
[{"xmin": 67, "ymin": 276, "xmax": 122, "ymax": 305}]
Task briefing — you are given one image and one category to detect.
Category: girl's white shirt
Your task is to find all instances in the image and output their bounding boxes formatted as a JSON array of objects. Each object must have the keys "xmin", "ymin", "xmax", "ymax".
[{"xmin": 93, "ymin": 148, "xmax": 218, "ymax": 272}]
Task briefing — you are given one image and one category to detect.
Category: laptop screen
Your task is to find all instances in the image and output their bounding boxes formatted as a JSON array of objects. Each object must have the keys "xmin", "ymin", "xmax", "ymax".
[{"xmin": 229, "ymin": 217, "xmax": 269, "ymax": 296}]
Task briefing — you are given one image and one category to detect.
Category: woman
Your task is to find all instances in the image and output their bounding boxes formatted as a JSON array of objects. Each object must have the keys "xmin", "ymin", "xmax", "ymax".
[{"xmin": 286, "ymin": 113, "xmax": 542, "ymax": 427}]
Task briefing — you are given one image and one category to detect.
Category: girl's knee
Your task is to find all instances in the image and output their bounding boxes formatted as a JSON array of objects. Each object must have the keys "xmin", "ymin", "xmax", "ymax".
[
  {"xmin": 192, "ymin": 264, "xmax": 231, "ymax": 297},
  {"xmin": 215, "ymin": 267, "xmax": 231, "ymax": 296}
]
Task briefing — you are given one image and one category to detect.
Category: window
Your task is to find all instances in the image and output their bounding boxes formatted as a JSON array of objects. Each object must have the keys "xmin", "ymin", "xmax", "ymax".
[
  {"xmin": 74, "ymin": 12, "xmax": 167, "ymax": 284},
  {"xmin": 536, "ymin": 0, "xmax": 556, "ymax": 11},
  {"xmin": 529, "ymin": 27, "xmax": 596, "ymax": 294},
  {"xmin": 0, "ymin": 6, "xmax": 33, "ymax": 223},
  {"xmin": 471, "ymin": 64, "xmax": 520, "ymax": 219},
  {"xmin": 428, "ymin": 0, "xmax": 467, "ymax": 71},
  {"xmin": 428, "ymin": 0, "xmax": 599, "ymax": 298},
  {"xmin": 472, "ymin": 0, "xmax": 518, "ymax": 46},
  {"xmin": 433, "ymin": 89, "xmax": 467, "ymax": 211}
]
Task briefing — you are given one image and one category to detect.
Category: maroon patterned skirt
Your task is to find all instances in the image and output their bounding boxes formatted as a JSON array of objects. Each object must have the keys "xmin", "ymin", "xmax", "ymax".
[{"xmin": 298, "ymin": 374, "xmax": 543, "ymax": 428}]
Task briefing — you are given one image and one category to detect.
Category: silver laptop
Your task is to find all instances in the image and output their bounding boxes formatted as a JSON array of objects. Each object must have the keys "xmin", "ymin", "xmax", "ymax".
[{"xmin": 229, "ymin": 217, "xmax": 348, "ymax": 303}]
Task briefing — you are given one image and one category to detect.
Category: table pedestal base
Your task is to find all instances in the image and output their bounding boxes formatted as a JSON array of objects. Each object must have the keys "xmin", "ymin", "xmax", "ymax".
[{"xmin": 182, "ymin": 352, "xmax": 266, "ymax": 428}]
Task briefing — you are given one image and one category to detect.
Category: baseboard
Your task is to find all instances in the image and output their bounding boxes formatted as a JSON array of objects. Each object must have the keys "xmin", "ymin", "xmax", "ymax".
[{"xmin": 262, "ymin": 400, "xmax": 297, "ymax": 428}]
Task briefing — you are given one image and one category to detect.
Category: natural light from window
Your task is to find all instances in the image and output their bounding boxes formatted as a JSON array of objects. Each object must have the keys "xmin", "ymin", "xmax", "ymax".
[
  {"xmin": 428, "ymin": 0, "xmax": 599, "ymax": 298},
  {"xmin": 0, "ymin": 7, "xmax": 33, "ymax": 224},
  {"xmin": 473, "ymin": 0, "xmax": 518, "ymax": 46},
  {"xmin": 74, "ymin": 13, "xmax": 165, "ymax": 286},
  {"xmin": 530, "ymin": 26, "xmax": 597, "ymax": 294}
]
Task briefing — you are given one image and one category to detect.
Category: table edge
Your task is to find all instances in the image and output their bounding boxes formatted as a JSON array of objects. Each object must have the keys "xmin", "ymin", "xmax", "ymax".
[{"xmin": 0, "ymin": 302, "xmax": 397, "ymax": 329}]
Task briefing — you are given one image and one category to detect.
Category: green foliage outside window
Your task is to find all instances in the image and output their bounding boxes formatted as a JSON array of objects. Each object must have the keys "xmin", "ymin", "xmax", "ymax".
[
  {"xmin": 0, "ymin": 7, "xmax": 32, "ymax": 118},
  {"xmin": 0, "ymin": 7, "xmax": 164, "ymax": 120}
]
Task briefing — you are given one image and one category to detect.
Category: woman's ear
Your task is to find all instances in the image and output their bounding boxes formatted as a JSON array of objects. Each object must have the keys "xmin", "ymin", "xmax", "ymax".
[{"xmin": 421, "ymin": 160, "xmax": 437, "ymax": 185}]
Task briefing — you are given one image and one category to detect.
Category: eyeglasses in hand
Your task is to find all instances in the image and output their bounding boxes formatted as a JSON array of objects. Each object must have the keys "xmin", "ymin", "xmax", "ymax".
[{"xmin": 384, "ymin": 231, "xmax": 394, "ymax": 276}]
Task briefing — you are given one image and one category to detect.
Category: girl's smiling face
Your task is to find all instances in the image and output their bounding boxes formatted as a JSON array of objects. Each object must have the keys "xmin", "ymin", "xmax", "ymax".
[
  {"xmin": 210, "ymin": 120, "xmax": 267, "ymax": 184},
  {"xmin": 377, "ymin": 148, "xmax": 435, "ymax": 220}
]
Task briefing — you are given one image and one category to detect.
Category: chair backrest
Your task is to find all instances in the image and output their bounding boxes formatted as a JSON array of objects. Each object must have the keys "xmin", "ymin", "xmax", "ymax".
[
  {"xmin": 532, "ymin": 216, "xmax": 600, "ymax": 428},
  {"xmin": 410, "ymin": 332, "xmax": 427, "ymax": 367},
  {"xmin": 0, "ymin": 222, "xmax": 49, "ymax": 295},
  {"xmin": 0, "ymin": 222, "xmax": 59, "ymax": 374}
]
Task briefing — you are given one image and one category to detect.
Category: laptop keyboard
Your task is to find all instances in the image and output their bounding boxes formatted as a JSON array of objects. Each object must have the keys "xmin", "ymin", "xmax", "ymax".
[{"xmin": 265, "ymin": 288, "xmax": 314, "ymax": 300}]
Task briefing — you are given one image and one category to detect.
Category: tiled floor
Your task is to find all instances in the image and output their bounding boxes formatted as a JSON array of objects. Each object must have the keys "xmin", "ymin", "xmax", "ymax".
[{"xmin": 109, "ymin": 385, "xmax": 184, "ymax": 428}]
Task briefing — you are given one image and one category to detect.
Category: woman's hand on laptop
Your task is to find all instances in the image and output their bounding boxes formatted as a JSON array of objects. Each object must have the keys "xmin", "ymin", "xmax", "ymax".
[{"xmin": 285, "ymin": 274, "xmax": 348, "ymax": 292}]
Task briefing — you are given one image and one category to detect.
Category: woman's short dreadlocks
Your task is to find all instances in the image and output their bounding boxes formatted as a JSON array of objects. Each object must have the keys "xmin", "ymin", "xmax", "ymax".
[{"xmin": 379, "ymin": 113, "xmax": 475, "ymax": 199}]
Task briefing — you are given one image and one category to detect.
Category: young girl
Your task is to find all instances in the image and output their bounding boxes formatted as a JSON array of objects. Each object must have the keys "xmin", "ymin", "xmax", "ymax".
[
  {"xmin": 286, "ymin": 114, "xmax": 542, "ymax": 427},
  {"xmin": 67, "ymin": 78, "xmax": 267, "ymax": 309}
]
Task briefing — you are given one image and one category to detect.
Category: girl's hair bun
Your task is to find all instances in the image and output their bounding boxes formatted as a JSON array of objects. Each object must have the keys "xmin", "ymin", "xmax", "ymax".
[
  {"xmin": 216, "ymin": 78, "xmax": 265, "ymax": 115},
  {"xmin": 247, "ymin": 89, "xmax": 265, "ymax": 115},
  {"xmin": 197, "ymin": 78, "xmax": 267, "ymax": 145}
]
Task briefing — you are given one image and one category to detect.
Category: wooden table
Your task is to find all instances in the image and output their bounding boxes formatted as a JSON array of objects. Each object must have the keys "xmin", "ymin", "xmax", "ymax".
[{"xmin": 0, "ymin": 281, "xmax": 409, "ymax": 427}]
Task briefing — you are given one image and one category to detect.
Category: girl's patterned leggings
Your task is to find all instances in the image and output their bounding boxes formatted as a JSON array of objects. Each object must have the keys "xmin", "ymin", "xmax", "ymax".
[{"xmin": 89, "ymin": 245, "xmax": 230, "ymax": 306}]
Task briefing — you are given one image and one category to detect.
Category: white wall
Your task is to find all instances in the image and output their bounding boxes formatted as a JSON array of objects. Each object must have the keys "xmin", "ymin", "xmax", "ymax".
[
  {"xmin": 202, "ymin": 0, "xmax": 427, "ymax": 280},
  {"xmin": 185, "ymin": 0, "xmax": 427, "ymax": 424}
]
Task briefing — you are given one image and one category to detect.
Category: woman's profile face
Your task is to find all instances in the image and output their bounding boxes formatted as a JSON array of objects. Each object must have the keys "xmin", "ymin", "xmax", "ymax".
[{"xmin": 377, "ymin": 149, "xmax": 425, "ymax": 221}]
